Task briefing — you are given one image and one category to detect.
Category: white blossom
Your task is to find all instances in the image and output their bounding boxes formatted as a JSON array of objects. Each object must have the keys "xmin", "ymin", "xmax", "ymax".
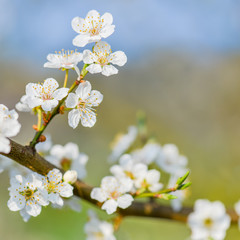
[
  {"xmin": 108, "ymin": 126, "xmax": 138, "ymax": 163},
  {"xmin": 63, "ymin": 170, "xmax": 78, "ymax": 184},
  {"xmin": 44, "ymin": 50, "xmax": 83, "ymax": 77},
  {"xmin": 65, "ymin": 81, "xmax": 103, "ymax": 128},
  {"xmin": 135, "ymin": 169, "xmax": 163, "ymax": 193},
  {"xmin": 91, "ymin": 176, "xmax": 134, "ymax": 214},
  {"xmin": 156, "ymin": 144, "xmax": 188, "ymax": 175},
  {"xmin": 131, "ymin": 143, "xmax": 161, "ymax": 165},
  {"xmin": 25, "ymin": 78, "xmax": 69, "ymax": 112},
  {"xmin": 46, "ymin": 142, "xmax": 88, "ymax": 179},
  {"xmin": 234, "ymin": 200, "xmax": 240, "ymax": 229},
  {"xmin": 15, "ymin": 95, "xmax": 31, "ymax": 112},
  {"xmin": 110, "ymin": 154, "xmax": 148, "ymax": 192},
  {"xmin": 51, "ymin": 196, "xmax": 82, "ymax": 213},
  {"xmin": 72, "ymin": 10, "xmax": 115, "ymax": 47},
  {"xmin": 43, "ymin": 168, "xmax": 74, "ymax": 207},
  {"xmin": 0, "ymin": 104, "xmax": 21, "ymax": 154},
  {"xmin": 84, "ymin": 210, "xmax": 116, "ymax": 240},
  {"xmin": 188, "ymin": 199, "xmax": 231, "ymax": 240},
  {"xmin": 7, "ymin": 173, "xmax": 49, "ymax": 218},
  {"xmin": 83, "ymin": 41, "xmax": 127, "ymax": 77}
]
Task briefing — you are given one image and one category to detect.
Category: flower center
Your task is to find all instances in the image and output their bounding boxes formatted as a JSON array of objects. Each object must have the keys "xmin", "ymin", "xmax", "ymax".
[
  {"xmin": 20, "ymin": 188, "xmax": 35, "ymax": 201},
  {"xmin": 47, "ymin": 181, "xmax": 58, "ymax": 193},
  {"xmin": 60, "ymin": 158, "xmax": 72, "ymax": 171},
  {"xmin": 94, "ymin": 232, "xmax": 104, "ymax": 240},
  {"xmin": 98, "ymin": 56, "xmax": 108, "ymax": 66},
  {"xmin": 204, "ymin": 218, "xmax": 213, "ymax": 228},
  {"xmin": 90, "ymin": 27, "xmax": 99, "ymax": 36},
  {"xmin": 110, "ymin": 190, "xmax": 120, "ymax": 199},
  {"xmin": 77, "ymin": 100, "xmax": 86, "ymax": 110},
  {"xmin": 42, "ymin": 93, "xmax": 52, "ymax": 101},
  {"xmin": 124, "ymin": 171, "xmax": 134, "ymax": 179}
]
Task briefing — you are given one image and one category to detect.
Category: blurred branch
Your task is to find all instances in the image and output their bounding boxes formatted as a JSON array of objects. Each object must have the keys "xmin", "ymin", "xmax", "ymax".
[{"xmin": 1, "ymin": 139, "xmax": 238, "ymax": 224}]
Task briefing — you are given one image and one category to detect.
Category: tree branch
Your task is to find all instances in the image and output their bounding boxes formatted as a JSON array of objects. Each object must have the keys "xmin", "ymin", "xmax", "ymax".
[{"xmin": 1, "ymin": 139, "xmax": 238, "ymax": 224}]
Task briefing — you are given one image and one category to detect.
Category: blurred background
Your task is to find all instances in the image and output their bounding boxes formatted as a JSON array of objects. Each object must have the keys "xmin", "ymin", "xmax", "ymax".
[{"xmin": 1, "ymin": 0, "xmax": 240, "ymax": 239}]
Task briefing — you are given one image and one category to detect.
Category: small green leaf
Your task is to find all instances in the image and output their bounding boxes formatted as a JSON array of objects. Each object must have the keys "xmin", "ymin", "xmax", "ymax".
[
  {"xmin": 176, "ymin": 171, "xmax": 190, "ymax": 185},
  {"xmin": 177, "ymin": 182, "xmax": 192, "ymax": 190},
  {"xmin": 158, "ymin": 193, "xmax": 177, "ymax": 200}
]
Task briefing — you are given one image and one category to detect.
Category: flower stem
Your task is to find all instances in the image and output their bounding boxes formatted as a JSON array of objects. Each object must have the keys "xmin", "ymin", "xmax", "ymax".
[
  {"xmin": 29, "ymin": 65, "xmax": 88, "ymax": 148},
  {"xmin": 63, "ymin": 69, "xmax": 69, "ymax": 88},
  {"xmin": 37, "ymin": 108, "xmax": 42, "ymax": 131}
]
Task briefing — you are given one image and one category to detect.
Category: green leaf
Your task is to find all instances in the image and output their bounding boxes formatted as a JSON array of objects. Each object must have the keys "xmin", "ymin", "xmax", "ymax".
[
  {"xmin": 177, "ymin": 182, "xmax": 192, "ymax": 190},
  {"xmin": 176, "ymin": 171, "xmax": 190, "ymax": 185}
]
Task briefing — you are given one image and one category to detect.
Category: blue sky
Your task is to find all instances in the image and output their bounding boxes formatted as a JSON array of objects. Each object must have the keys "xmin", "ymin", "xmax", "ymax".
[{"xmin": 0, "ymin": 0, "xmax": 240, "ymax": 62}]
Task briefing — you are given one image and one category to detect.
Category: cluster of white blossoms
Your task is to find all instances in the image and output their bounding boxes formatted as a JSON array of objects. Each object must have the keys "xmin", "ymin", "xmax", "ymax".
[
  {"xmin": 45, "ymin": 141, "xmax": 88, "ymax": 179},
  {"xmin": 188, "ymin": 199, "xmax": 231, "ymax": 240},
  {"xmin": 8, "ymin": 169, "xmax": 74, "ymax": 222},
  {"xmin": 0, "ymin": 104, "xmax": 21, "ymax": 154},
  {"xmin": 84, "ymin": 210, "xmax": 116, "ymax": 240}
]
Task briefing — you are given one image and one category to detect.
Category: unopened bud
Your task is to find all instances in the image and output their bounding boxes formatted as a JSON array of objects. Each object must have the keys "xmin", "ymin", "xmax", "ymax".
[
  {"xmin": 38, "ymin": 135, "xmax": 46, "ymax": 142},
  {"xmin": 63, "ymin": 170, "xmax": 77, "ymax": 184}
]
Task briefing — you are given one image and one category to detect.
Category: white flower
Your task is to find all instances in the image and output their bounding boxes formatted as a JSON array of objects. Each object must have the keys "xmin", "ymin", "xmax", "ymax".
[
  {"xmin": 25, "ymin": 78, "xmax": 69, "ymax": 112},
  {"xmin": 91, "ymin": 176, "xmax": 134, "ymax": 214},
  {"xmin": 15, "ymin": 95, "xmax": 31, "ymax": 112},
  {"xmin": 0, "ymin": 105, "xmax": 21, "ymax": 154},
  {"xmin": 51, "ymin": 196, "xmax": 82, "ymax": 213},
  {"xmin": 135, "ymin": 169, "xmax": 163, "ymax": 193},
  {"xmin": 44, "ymin": 50, "xmax": 83, "ymax": 77},
  {"xmin": 188, "ymin": 199, "xmax": 231, "ymax": 240},
  {"xmin": 43, "ymin": 168, "xmax": 74, "ymax": 207},
  {"xmin": 234, "ymin": 200, "xmax": 240, "ymax": 229},
  {"xmin": 65, "ymin": 81, "xmax": 103, "ymax": 128},
  {"xmin": 63, "ymin": 170, "xmax": 78, "ymax": 184},
  {"xmin": 46, "ymin": 142, "xmax": 88, "ymax": 179},
  {"xmin": 0, "ymin": 104, "xmax": 19, "ymax": 120},
  {"xmin": 108, "ymin": 126, "xmax": 138, "ymax": 163},
  {"xmin": 131, "ymin": 143, "xmax": 161, "ymax": 165},
  {"xmin": 83, "ymin": 41, "xmax": 127, "ymax": 77},
  {"xmin": 7, "ymin": 173, "xmax": 49, "ymax": 217},
  {"xmin": 84, "ymin": 210, "xmax": 116, "ymax": 240},
  {"xmin": 110, "ymin": 154, "xmax": 148, "ymax": 192},
  {"xmin": 72, "ymin": 10, "xmax": 115, "ymax": 47},
  {"xmin": 156, "ymin": 144, "xmax": 188, "ymax": 175}
]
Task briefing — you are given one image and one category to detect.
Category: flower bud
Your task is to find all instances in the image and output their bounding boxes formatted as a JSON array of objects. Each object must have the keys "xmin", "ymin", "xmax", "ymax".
[{"xmin": 63, "ymin": 170, "xmax": 78, "ymax": 184}]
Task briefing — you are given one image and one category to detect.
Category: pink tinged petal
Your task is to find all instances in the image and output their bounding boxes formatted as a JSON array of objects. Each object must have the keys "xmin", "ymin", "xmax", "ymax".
[
  {"xmin": 43, "ymin": 78, "xmax": 59, "ymax": 94},
  {"xmin": 72, "ymin": 34, "xmax": 91, "ymax": 48},
  {"xmin": 58, "ymin": 182, "xmax": 73, "ymax": 198},
  {"xmin": 117, "ymin": 194, "xmax": 134, "ymax": 209},
  {"xmin": 83, "ymin": 50, "xmax": 97, "ymax": 64},
  {"xmin": 101, "ymin": 12, "xmax": 113, "ymax": 26},
  {"xmin": 8, "ymin": 196, "xmax": 25, "ymax": 211},
  {"xmin": 71, "ymin": 17, "xmax": 87, "ymax": 33},
  {"xmin": 91, "ymin": 188, "xmax": 108, "ymax": 202},
  {"xmin": 25, "ymin": 200, "xmax": 42, "ymax": 217},
  {"xmin": 47, "ymin": 168, "xmax": 62, "ymax": 182},
  {"xmin": 86, "ymin": 64, "xmax": 102, "ymax": 74},
  {"xmin": 100, "ymin": 25, "xmax": 115, "ymax": 38},
  {"xmin": 102, "ymin": 65, "xmax": 118, "ymax": 77},
  {"xmin": 109, "ymin": 51, "xmax": 127, "ymax": 66},
  {"xmin": 87, "ymin": 90, "xmax": 103, "ymax": 107},
  {"xmin": 101, "ymin": 199, "xmax": 118, "ymax": 215},
  {"xmin": 41, "ymin": 99, "xmax": 58, "ymax": 112},
  {"xmin": 66, "ymin": 93, "xmax": 78, "ymax": 108},
  {"xmin": 48, "ymin": 193, "xmax": 64, "ymax": 206},
  {"xmin": 52, "ymin": 88, "xmax": 69, "ymax": 100},
  {"xmin": 93, "ymin": 41, "xmax": 111, "ymax": 55},
  {"xmin": 68, "ymin": 109, "xmax": 81, "ymax": 129},
  {"xmin": 75, "ymin": 81, "xmax": 92, "ymax": 99}
]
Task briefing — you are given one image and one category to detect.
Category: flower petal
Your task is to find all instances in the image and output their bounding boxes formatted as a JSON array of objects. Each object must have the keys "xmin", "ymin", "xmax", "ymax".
[
  {"xmin": 68, "ymin": 109, "xmax": 81, "ymax": 129},
  {"xmin": 66, "ymin": 93, "xmax": 78, "ymax": 108},
  {"xmin": 109, "ymin": 51, "xmax": 127, "ymax": 66},
  {"xmin": 83, "ymin": 50, "xmax": 97, "ymax": 64},
  {"xmin": 81, "ymin": 109, "xmax": 96, "ymax": 128},
  {"xmin": 75, "ymin": 81, "xmax": 92, "ymax": 99},
  {"xmin": 41, "ymin": 99, "xmax": 58, "ymax": 112},
  {"xmin": 86, "ymin": 64, "xmax": 102, "ymax": 74},
  {"xmin": 72, "ymin": 34, "xmax": 90, "ymax": 48},
  {"xmin": 52, "ymin": 88, "xmax": 69, "ymax": 100},
  {"xmin": 117, "ymin": 194, "xmax": 134, "ymax": 209},
  {"xmin": 101, "ymin": 199, "xmax": 118, "ymax": 215},
  {"xmin": 43, "ymin": 78, "xmax": 59, "ymax": 94},
  {"xmin": 102, "ymin": 65, "xmax": 118, "ymax": 76}
]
